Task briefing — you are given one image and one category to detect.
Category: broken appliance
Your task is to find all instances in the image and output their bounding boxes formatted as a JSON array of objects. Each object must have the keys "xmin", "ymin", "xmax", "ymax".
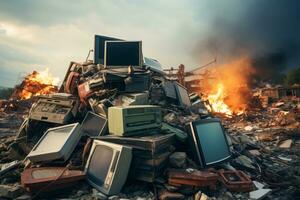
[
  {"xmin": 29, "ymin": 93, "xmax": 79, "ymax": 124},
  {"xmin": 168, "ymin": 169, "xmax": 219, "ymax": 190},
  {"xmin": 113, "ymin": 92, "xmax": 149, "ymax": 106},
  {"xmin": 108, "ymin": 105, "xmax": 162, "ymax": 136},
  {"xmin": 27, "ymin": 123, "xmax": 82, "ymax": 163},
  {"xmin": 21, "ymin": 167, "xmax": 85, "ymax": 193},
  {"xmin": 218, "ymin": 170, "xmax": 253, "ymax": 192},
  {"xmin": 81, "ymin": 111, "xmax": 108, "ymax": 137},
  {"xmin": 163, "ymin": 81, "xmax": 191, "ymax": 108},
  {"xmin": 97, "ymin": 133, "xmax": 175, "ymax": 182},
  {"xmin": 186, "ymin": 118, "xmax": 231, "ymax": 168},
  {"xmin": 85, "ymin": 140, "xmax": 132, "ymax": 195}
]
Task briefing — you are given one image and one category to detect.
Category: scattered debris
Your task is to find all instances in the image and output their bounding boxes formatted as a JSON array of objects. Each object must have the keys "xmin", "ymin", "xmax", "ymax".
[{"xmin": 249, "ymin": 188, "xmax": 272, "ymax": 200}]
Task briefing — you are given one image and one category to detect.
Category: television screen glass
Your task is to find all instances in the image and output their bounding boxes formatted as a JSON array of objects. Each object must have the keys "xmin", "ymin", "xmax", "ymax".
[
  {"xmin": 87, "ymin": 145, "xmax": 113, "ymax": 185},
  {"xmin": 195, "ymin": 122, "xmax": 230, "ymax": 165},
  {"xmin": 94, "ymin": 35, "xmax": 122, "ymax": 64},
  {"xmin": 175, "ymin": 83, "xmax": 191, "ymax": 107},
  {"xmin": 105, "ymin": 41, "xmax": 141, "ymax": 67},
  {"xmin": 35, "ymin": 125, "xmax": 74, "ymax": 152},
  {"xmin": 81, "ymin": 112, "xmax": 107, "ymax": 137}
]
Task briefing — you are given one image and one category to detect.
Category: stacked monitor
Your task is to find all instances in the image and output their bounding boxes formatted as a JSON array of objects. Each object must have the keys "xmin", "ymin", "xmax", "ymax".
[
  {"xmin": 174, "ymin": 82, "xmax": 191, "ymax": 107},
  {"xmin": 163, "ymin": 81, "xmax": 191, "ymax": 108},
  {"xmin": 104, "ymin": 41, "xmax": 143, "ymax": 68},
  {"xmin": 94, "ymin": 35, "xmax": 122, "ymax": 65},
  {"xmin": 186, "ymin": 118, "xmax": 231, "ymax": 168},
  {"xmin": 85, "ymin": 140, "xmax": 132, "ymax": 195}
]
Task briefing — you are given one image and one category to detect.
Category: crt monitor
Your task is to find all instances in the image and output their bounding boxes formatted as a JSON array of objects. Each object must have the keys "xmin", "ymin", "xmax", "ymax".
[
  {"xmin": 186, "ymin": 118, "xmax": 231, "ymax": 168},
  {"xmin": 94, "ymin": 35, "xmax": 122, "ymax": 64},
  {"xmin": 174, "ymin": 82, "xmax": 191, "ymax": 107},
  {"xmin": 81, "ymin": 111, "xmax": 108, "ymax": 137},
  {"xmin": 104, "ymin": 41, "xmax": 143, "ymax": 68},
  {"xmin": 85, "ymin": 140, "xmax": 132, "ymax": 195},
  {"xmin": 27, "ymin": 123, "xmax": 82, "ymax": 163}
]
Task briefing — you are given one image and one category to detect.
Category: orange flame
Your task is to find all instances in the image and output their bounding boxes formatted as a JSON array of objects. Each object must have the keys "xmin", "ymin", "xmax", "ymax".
[
  {"xmin": 202, "ymin": 56, "xmax": 255, "ymax": 116},
  {"xmin": 16, "ymin": 68, "xmax": 59, "ymax": 100}
]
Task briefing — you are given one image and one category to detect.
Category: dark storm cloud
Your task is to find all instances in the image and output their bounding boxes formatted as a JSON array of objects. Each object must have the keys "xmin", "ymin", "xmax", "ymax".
[{"xmin": 194, "ymin": 0, "xmax": 300, "ymax": 71}]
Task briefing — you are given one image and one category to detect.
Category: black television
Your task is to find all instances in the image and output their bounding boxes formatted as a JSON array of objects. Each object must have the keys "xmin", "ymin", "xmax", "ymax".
[
  {"xmin": 94, "ymin": 35, "xmax": 122, "ymax": 64},
  {"xmin": 186, "ymin": 118, "xmax": 231, "ymax": 168},
  {"xmin": 104, "ymin": 41, "xmax": 143, "ymax": 68}
]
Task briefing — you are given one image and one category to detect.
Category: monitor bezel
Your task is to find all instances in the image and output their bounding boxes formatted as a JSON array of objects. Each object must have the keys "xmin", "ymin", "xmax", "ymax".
[
  {"xmin": 29, "ymin": 123, "xmax": 80, "ymax": 154},
  {"xmin": 84, "ymin": 140, "xmax": 122, "ymax": 194},
  {"xmin": 104, "ymin": 41, "xmax": 143, "ymax": 68},
  {"xmin": 174, "ymin": 81, "xmax": 191, "ymax": 108},
  {"xmin": 188, "ymin": 118, "xmax": 231, "ymax": 168},
  {"xmin": 81, "ymin": 111, "xmax": 108, "ymax": 137},
  {"xmin": 94, "ymin": 35, "xmax": 123, "ymax": 64}
]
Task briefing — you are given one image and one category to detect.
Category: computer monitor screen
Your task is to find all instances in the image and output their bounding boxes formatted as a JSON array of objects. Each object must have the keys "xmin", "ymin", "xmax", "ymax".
[
  {"xmin": 188, "ymin": 118, "xmax": 231, "ymax": 167},
  {"xmin": 27, "ymin": 123, "xmax": 82, "ymax": 163},
  {"xmin": 94, "ymin": 35, "xmax": 122, "ymax": 64},
  {"xmin": 87, "ymin": 145, "xmax": 113, "ymax": 186},
  {"xmin": 85, "ymin": 140, "xmax": 132, "ymax": 195},
  {"xmin": 105, "ymin": 41, "xmax": 142, "ymax": 68},
  {"xmin": 174, "ymin": 82, "xmax": 191, "ymax": 107},
  {"xmin": 81, "ymin": 112, "xmax": 108, "ymax": 137}
]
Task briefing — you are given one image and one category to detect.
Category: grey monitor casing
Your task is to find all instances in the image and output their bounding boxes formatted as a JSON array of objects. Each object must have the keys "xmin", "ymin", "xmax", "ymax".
[
  {"xmin": 27, "ymin": 123, "xmax": 82, "ymax": 163},
  {"xmin": 85, "ymin": 140, "xmax": 132, "ymax": 195}
]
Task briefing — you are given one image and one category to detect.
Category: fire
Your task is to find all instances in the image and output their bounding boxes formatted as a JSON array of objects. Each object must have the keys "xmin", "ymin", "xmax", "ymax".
[
  {"xmin": 207, "ymin": 84, "xmax": 233, "ymax": 116},
  {"xmin": 12, "ymin": 68, "xmax": 59, "ymax": 100},
  {"xmin": 202, "ymin": 56, "xmax": 255, "ymax": 116}
]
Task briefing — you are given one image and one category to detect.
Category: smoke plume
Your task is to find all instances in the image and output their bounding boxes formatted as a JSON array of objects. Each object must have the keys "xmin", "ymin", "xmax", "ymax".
[{"xmin": 194, "ymin": 0, "xmax": 300, "ymax": 83}]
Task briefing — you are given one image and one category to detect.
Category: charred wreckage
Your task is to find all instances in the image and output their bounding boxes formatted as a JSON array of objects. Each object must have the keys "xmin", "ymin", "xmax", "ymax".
[{"xmin": 0, "ymin": 35, "xmax": 300, "ymax": 200}]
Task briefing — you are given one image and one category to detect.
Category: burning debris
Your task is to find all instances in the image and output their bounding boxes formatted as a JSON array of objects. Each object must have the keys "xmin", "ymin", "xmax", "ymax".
[
  {"xmin": 0, "ymin": 35, "xmax": 299, "ymax": 200},
  {"xmin": 10, "ymin": 69, "xmax": 59, "ymax": 100}
]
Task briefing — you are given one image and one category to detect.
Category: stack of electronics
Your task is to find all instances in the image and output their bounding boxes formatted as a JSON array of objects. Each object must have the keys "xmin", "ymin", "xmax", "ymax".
[
  {"xmin": 19, "ymin": 34, "xmax": 236, "ymax": 198},
  {"xmin": 99, "ymin": 134, "xmax": 175, "ymax": 182},
  {"xmin": 98, "ymin": 105, "xmax": 175, "ymax": 182}
]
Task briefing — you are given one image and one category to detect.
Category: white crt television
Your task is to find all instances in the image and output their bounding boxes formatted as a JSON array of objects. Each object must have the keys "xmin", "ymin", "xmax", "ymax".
[
  {"xmin": 85, "ymin": 140, "xmax": 132, "ymax": 195},
  {"xmin": 27, "ymin": 123, "xmax": 82, "ymax": 163}
]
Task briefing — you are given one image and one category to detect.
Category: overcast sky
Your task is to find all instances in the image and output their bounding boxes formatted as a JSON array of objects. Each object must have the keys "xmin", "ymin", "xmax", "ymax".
[{"xmin": 0, "ymin": 0, "xmax": 299, "ymax": 87}]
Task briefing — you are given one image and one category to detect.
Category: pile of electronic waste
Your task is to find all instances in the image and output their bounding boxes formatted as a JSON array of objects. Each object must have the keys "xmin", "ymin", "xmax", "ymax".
[{"xmin": 4, "ymin": 35, "xmax": 258, "ymax": 199}]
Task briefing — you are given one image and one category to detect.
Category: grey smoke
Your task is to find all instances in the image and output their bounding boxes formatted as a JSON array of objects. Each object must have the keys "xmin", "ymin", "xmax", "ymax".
[{"xmin": 194, "ymin": 0, "xmax": 300, "ymax": 81}]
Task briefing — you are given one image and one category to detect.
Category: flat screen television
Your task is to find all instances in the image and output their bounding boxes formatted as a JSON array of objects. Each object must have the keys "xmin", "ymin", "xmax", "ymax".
[
  {"xmin": 94, "ymin": 35, "xmax": 122, "ymax": 64},
  {"xmin": 174, "ymin": 82, "xmax": 191, "ymax": 108},
  {"xmin": 186, "ymin": 118, "xmax": 231, "ymax": 168},
  {"xmin": 27, "ymin": 123, "xmax": 82, "ymax": 163},
  {"xmin": 104, "ymin": 41, "xmax": 143, "ymax": 68},
  {"xmin": 81, "ymin": 111, "xmax": 108, "ymax": 137},
  {"xmin": 85, "ymin": 140, "xmax": 132, "ymax": 195}
]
